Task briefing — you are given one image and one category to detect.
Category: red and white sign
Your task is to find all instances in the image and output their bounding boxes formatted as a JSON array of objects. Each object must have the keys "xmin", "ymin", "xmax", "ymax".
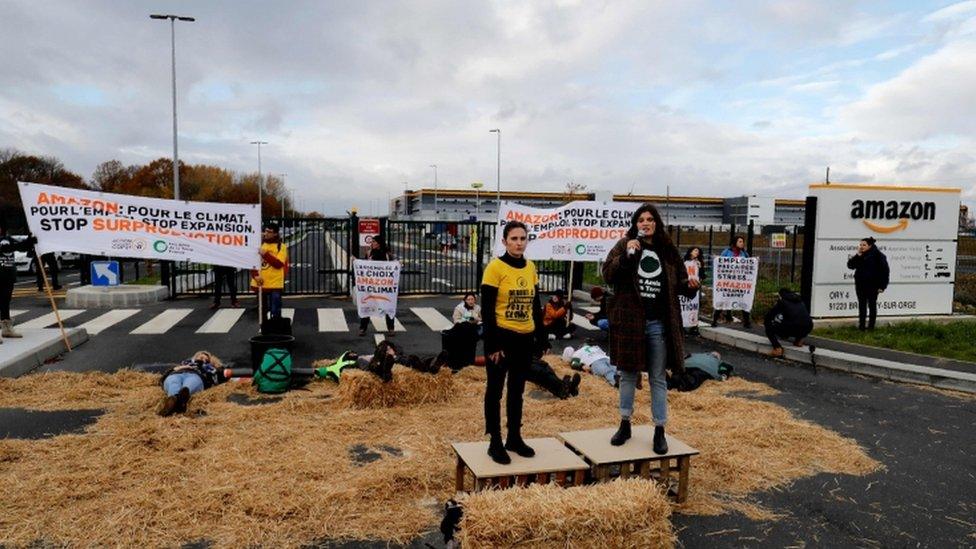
[{"xmin": 359, "ymin": 218, "xmax": 380, "ymax": 246}]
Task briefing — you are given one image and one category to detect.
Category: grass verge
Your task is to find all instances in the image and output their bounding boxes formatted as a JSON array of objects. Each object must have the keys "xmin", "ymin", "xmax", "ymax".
[{"xmin": 813, "ymin": 320, "xmax": 976, "ymax": 363}]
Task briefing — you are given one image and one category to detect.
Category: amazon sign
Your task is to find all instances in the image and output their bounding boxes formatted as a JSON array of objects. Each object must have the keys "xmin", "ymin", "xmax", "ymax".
[{"xmin": 807, "ymin": 184, "xmax": 961, "ymax": 318}]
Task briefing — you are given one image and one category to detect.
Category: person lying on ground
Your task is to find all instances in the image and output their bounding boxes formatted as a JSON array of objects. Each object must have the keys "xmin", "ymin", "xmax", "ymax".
[
  {"xmin": 543, "ymin": 289, "xmax": 576, "ymax": 340},
  {"xmin": 562, "ymin": 343, "xmax": 620, "ymax": 387},
  {"xmin": 582, "ymin": 286, "xmax": 610, "ymax": 331},
  {"xmin": 667, "ymin": 351, "xmax": 734, "ymax": 391},
  {"xmin": 526, "ymin": 358, "xmax": 581, "ymax": 399},
  {"xmin": 764, "ymin": 288, "xmax": 814, "ymax": 357},
  {"xmin": 352, "ymin": 340, "xmax": 451, "ymax": 382},
  {"xmin": 159, "ymin": 351, "xmax": 225, "ymax": 416}
]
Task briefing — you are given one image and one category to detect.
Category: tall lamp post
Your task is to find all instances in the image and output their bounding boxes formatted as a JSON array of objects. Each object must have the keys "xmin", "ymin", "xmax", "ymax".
[
  {"xmin": 471, "ymin": 181, "xmax": 483, "ymax": 220},
  {"xmin": 429, "ymin": 164, "xmax": 438, "ymax": 217},
  {"xmin": 489, "ymin": 128, "xmax": 501, "ymax": 212},
  {"xmin": 279, "ymin": 173, "xmax": 288, "ymax": 218},
  {"xmin": 251, "ymin": 140, "xmax": 268, "ymax": 209},
  {"xmin": 150, "ymin": 13, "xmax": 195, "ymax": 200}
]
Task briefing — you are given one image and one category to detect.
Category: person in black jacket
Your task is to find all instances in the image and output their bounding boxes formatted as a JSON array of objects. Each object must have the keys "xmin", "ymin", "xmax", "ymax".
[
  {"xmin": 846, "ymin": 237, "xmax": 890, "ymax": 330},
  {"xmin": 0, "ymin": 220, "xmax": 36, "ymax": 341},
  {"xmin": 764, "ymin": 288, "xmax": 814, "ymax": 357}
]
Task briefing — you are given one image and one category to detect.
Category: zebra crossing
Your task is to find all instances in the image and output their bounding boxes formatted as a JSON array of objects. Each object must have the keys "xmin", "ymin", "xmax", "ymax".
[{"xmin": 7, "ymin": 306, "xmax": 604, "ymax": 337}]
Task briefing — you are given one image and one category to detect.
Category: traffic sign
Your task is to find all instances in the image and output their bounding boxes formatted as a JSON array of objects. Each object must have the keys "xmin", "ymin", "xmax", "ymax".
[
  {"xmin": 91, "ymin": 261, "xmax": 120, "ymax": 286},
  {"xmin": 771, "ymin": 233, "xmax": 787, "ymax": 249}
]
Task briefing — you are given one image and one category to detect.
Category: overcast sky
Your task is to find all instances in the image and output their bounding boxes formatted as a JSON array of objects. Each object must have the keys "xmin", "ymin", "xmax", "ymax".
[{"xmin": 2, "ymin": 0, "xmax": 974, "ymax": 215}]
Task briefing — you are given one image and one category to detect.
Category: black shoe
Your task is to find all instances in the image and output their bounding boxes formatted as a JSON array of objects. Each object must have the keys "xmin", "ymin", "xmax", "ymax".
[
  {"xmin": 569, "ymin": 373, "xmax": 581, "ymax": 396},
  {"xmin": 487, "ymin": 435, "xmax": 511, "ymax": 464},
  {"xmin": 610, "ymin": 419, "xmax": 631, "ymax": 446},
  {"xmin": 653, "ymin": 425, "xmax": 668, "ymax": 455},
  {"xmin": 557, "ymin": 376, "xmax": 571, "ymax": 399},
  {"xmin": 505, "ymin": 435, "xmax": 535, "ymax": 458},
  {"xmin": 613, "ymin": 373, "xmax": 620, "ymax": 388},
  {"xmin": 174, "ymin": 387, "xmax": 191, "ymax": 414},
  {"xmin": 158, "ymin": 395, "xmax": 178, "ymax": 417}
]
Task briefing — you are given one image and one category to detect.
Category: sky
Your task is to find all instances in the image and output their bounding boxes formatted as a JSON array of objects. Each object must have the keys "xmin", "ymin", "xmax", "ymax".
[{"xmin": 1, "ymin": 0, "xmax": 975, "ymax": 216}]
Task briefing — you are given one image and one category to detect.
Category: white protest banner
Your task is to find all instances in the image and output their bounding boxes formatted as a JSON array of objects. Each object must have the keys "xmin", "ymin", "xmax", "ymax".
[
  {"xmin": 712, "ymin": 256, "xmax": 759, "ymax": 311},
  {"xmin": 354, "ymin": 259, "xmax": 400, "ymax": 318},
  {"xmin": 493, "ymin": 200, "xmax": 637, "ymax": 261},
  {"xmin": 680, "ymin": 294, "xmax": 700, "ymax": 328},
  {"xmin": 18, "ymin": 182, "xmax": 260, "ymax": 269}
]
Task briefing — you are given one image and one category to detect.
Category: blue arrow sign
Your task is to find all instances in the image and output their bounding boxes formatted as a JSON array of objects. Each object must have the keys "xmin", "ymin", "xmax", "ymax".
[{"xmin": 91, "ymin": 261, "xmax": 120, "ymax": 286}]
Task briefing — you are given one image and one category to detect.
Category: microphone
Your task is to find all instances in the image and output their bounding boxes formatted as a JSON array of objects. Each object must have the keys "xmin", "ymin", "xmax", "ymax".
[{"xmin": 628, "ymin": 229, "xmax": 646, "ymax": 257}]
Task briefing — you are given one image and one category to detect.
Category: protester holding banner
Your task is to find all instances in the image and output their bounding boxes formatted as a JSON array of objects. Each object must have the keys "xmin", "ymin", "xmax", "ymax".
[
  {"xmin": 211, "ymin": 265, "xmax": 239, "ymax": 310},
  {"xmin": 846, "ymin": 236, "xmax": 890, "ymax": 331},
  {"xmin": 251, "ymin": 223, "xmax": 288, "ymax": 321},
  {"xmin": 682, "ymin": 247, "xmax": 705, "ymax": 335},
  {"xmin": 0, "ymin": 219, "xmax": 35, "ymax": 342},
  {"xmin": 712, "ymin": 236, "xmax": 752, "ymax": 328},
  {"xmin": 602, "ymin": 203, "xmax": 699, "ymax": 455},
  {"xmin": 31, "ymin": 250, "xmax": 61, "ymax": 291},
  {"xmin": 481, "ymin": 221, "xmax": 549, "ymax": 465},
  {"xmin": 358, "ymin": 236, "xmax": 397, "ymax": 337}
]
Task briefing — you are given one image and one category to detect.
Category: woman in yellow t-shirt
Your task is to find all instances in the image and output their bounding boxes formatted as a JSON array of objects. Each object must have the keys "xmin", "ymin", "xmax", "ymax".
[{"xmin": 480, "ymin": 221, "xmax": 549, "ymax": 464}]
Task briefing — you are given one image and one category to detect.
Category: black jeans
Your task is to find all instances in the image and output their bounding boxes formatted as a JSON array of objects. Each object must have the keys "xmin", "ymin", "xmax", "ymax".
[
  {"xmin": 34, "ymin": 253, "xmax": 59, "ymax": 290},
  {"xmin": 764, "ymin": 318, "xmax": 811, "ymax": 348},
  {"xmin": 855, "ymin": 283, "xmax": 880, "ymax": 329},
  {"xmin": 525, "ymin": 359, "xmax": 564, "ymax": 397},
  {"xmin": 360, "ymin": 315, "xmax": 394, "ymax": 332},
  {"xmin": 213, "ymin": 266, "xmax": 238, "ymax": 304},
  {"xmin": 0, "ymin": 268, "xmax": 15, "ymax": 320},
  {"xmin": 484, "ymin": 329, "xmax": 533, "ymax": 437}
]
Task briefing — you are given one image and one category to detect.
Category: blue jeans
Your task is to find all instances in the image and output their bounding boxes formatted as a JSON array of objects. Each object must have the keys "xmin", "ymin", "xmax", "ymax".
[
  {"xmin": 163, "ymin": 372, "xmax": 205, "ymax": 396},
  {"xmin": 589, "ymin": 358, "xmax": 618, "ymax": 386},
  {"xmin": 618, "ymin": 320, "xmax": 668, "ymax": 426},
  {"xmin": 264, "ymin": 290, "xmax": 282, "ymax": 320}
]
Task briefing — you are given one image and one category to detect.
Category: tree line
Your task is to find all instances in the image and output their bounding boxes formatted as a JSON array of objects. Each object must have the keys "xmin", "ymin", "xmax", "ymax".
[{"xmin": 0, "ymin": 149, "xmax": 314, "ymax": 231}]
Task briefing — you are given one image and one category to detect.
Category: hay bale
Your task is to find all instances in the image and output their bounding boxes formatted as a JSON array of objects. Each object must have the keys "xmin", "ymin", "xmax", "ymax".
[
  {"xmin": 458, "ymin": 478, "xmax": 675, "ymax": 548},
  {"xmin": 338, "ymin": 366, "xmax": 454, "ymax": 408}
]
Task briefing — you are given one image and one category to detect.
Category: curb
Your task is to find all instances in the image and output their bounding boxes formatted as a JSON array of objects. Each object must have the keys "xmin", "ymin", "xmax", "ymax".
[
  {"xmin": 66, "ymin": 285, "xmax": 169, "ymax": 308},
  {"xmin": 0, "ymin": 328, "xmax": 90, "ymax": 378},
  {"xmin": 699, "ymin": 325, "xmax": 976, "ymax": 394}
]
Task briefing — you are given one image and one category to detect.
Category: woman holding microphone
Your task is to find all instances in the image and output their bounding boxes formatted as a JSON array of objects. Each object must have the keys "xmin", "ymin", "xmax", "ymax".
[
  {"xmin": 602, "ymin": 204, "xmax": 700, "ymax": 454},
  {"xmin": 481, "ymin": 221, "xmax": 549, "ymax": 464}
]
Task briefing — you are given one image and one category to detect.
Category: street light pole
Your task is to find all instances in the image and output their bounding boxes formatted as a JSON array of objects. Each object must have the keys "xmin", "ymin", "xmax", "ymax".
[
  {"xmin": 471, "ymin": 182, "xmax": 483, "ymax": 220},
  {"xmin": 150, "ymin": 13, "xmax": 195, "ymax": 200},
  {"xmin": 489, "ymin": 128, "xmax": 500, "ymax": 212},
  {"xmin": 250, "ymin": 140, "xmax": 268, "ymax": 208},
  {"xmin": 429, "ymin": 164, "xmax": 438, "ymax": 217},
  {"xmin": 279, "ymin": 173, "xmax": 288, "ymax": 218}
]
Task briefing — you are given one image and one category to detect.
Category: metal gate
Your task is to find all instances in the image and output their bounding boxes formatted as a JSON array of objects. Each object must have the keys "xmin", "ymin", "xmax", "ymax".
[{"xmin": 168, "ymin": 216, "xmax": 352, "ymax": 296}]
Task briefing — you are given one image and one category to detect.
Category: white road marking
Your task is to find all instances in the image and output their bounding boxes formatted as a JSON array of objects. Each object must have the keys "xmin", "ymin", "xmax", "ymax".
[
  {"xmin": 197, "ymin": 308, "xmax": 246, "ymax": 333},
  {"xmin": 411, "ymin": 307, "xmax": 454, "ymax": 331},
  {"xmin": 78, "ymin": 309, "xmax": 140, "ymax": 335},
  {"xmin": 317, "ymin": 308, "xmax": 348, "ymax": 332},
  {"xmin": 17, "ymin": 310, "xmax": 85, "ymax": 329},
  {"xmin": 130, "ymin": 309, "xmax": 193, "ymax": 334}
]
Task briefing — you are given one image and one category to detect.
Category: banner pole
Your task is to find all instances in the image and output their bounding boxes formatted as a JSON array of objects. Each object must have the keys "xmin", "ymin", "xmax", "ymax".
[
  {"xmin": 567, "ymin": 260, "xmax": 574, "ymax": 302},
  {"xmin": 258, "ymin": 286, "xmax": 263, "ymax": 334},
  {"xmin": 35, "ymin": 251, "xmax": 72, "ymax": 351}
]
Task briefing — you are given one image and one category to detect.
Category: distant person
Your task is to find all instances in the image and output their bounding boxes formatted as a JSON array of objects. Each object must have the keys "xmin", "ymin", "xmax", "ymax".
[
  {"xmin": 683, "ymin": 247, "xmax": 705, "ymax": 335},
  {"xmin": 562, "ymin": 343, "xmax": 619, "ymax": 387},
  {"xmin": 33, "ymin": 250, "xmax": 61, "ymax": 291},
  {"xmin": 158, "ymin": 351, "xmax": 226, "ymax": 416},
  {"xmin": 668, "ymin": 351, "xmax": 734, "ymax": 391},
  {"xmin": 764, "ymin": 288, "xmax": 814, "ymax": 357},
  {"xmin": 583, "ymin": 286, "xmax": 609, "ymax": 331},
  {"xmin": 452, "ymin": 292, "xmax": 482, "ymax": 326},
  {"xmin": 358, "ymin": 235, "xmax": 397, "ymax": 337},
  {"xmin": 211, "ymin": 265, "xmax": 239, "ymax": 310},
  {"xmin": 0, "ymin": 220, "xmax": 34, "ymax": 342},
  {"xmin": 543, "ymin": 289, "xmax": 575, "ymax": 340},
  {"xmin": 847, "ymin": 236, "xmax": 889, "ymax": 331},
  {"xmin": 712, "ymin": 235, "xmax": 751, "ymax": 329},
  {"xmin": 251, "ymin": 222, "xmax": 288, "ymax": 322},
  {"xmin": 78, "ymin": 254, "xmax": 93, "ymax": 285}
]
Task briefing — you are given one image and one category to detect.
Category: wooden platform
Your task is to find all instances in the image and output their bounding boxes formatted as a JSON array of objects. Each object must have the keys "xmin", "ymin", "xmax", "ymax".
[
  {"xmin": 452, "ymin": 438, "xmax": 590, "ymax": 492},
  {"xmin": 558, "ymin": 427, "xmax": 700, "ymax": 502}
]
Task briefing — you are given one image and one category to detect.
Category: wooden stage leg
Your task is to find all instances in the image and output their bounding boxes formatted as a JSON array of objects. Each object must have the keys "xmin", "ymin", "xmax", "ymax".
[
  {"xmin": 536, "ymin": 472, "xmax": 549, "ymax": 484},
  {"xmin": 516, "ymin": 474, "xmax": 529, "ymax": 487},
  {"xmin": 677, "ymin": 456, "xmax": 690, "ymax": 503},
  {"xmin": 498, "ymin": 476, "xmax": 510, "ymax": 489},
  {"xmin": 639, "ymin": 461, "xmax": 651, "ymax": 479},
  {"xmin": 573, "ymin": 470, "xmax": 584, "ymax": 486},
  {"xmin": 620, "ymin": 462, "xmax": 631, "ymax": 479},
  {"xmin": 596, "ymin": 465, "xmax": 609, "ymax": 482},
  {"xmin": 455, "ymin": 457, "xmax": 466, "ymax": 492},
  {"xmin": 660, "ymin": 457, "xmax": 670, "ymax": 484},
  {"xmin": 476, "ymin": 477, "xmax": 487, "ymax": 491},
  {"xmin": 555, "ymin": 471, "xmax": 567, "ymax": 486}
]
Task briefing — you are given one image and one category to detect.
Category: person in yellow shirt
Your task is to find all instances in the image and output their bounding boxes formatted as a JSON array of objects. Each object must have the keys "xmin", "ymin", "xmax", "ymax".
[
  {"xmin": 480, "ymin": 220, "xmax": 549, "ymax": 465},
  {"xmin": 251, "ymin": 223, "xmax": 288, "ymax": 321}
]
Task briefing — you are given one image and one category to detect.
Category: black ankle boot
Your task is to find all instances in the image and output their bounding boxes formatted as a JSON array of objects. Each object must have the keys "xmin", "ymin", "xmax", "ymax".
[
  {"xmin": 505, "ymin": 434, "xmax": 535, "ymax": 458},
  {"xmin": 569, "ymin": 373, "xmax": 581, "ymax": 396},
  {"xmin": 610, "ymin": 419, "xmax": 631, "ymax": 446},
  {"xmin": 653, "ymin": 425, "xmax": 668, "ymax": 454},
  {"xmin": 487, "ymin": 434, "xmax": 511, "ymax": 464}
]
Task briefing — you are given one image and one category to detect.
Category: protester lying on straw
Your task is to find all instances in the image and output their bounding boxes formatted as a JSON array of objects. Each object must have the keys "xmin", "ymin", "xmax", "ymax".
[
  {"xmin": 562, "ymin": 343, "xmax": 620, "ymax": 387},
  {"xmin": 526, "ymin": 359, "xmax": 581, "ymax": 399},
  {"xmin": 158, "ymin": 351, "xmax": 225, "ymax": 416},
  {"xmin": 350, "ymin": 340, "xmax": 451, "ymax": 382},
  {"xmin": 667, "ymin": 351, "xmax": 734, "ymax": 391}
]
